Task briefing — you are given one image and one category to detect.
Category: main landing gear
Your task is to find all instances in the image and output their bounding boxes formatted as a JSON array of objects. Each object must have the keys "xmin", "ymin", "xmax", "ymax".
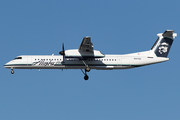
[
  {"xmin": 81, "ymin": 60, "xmax": 91, "ymax": 80},
  {"xmin": 81, "ymin": 67, "xmax": 90, "ymax": 80}
]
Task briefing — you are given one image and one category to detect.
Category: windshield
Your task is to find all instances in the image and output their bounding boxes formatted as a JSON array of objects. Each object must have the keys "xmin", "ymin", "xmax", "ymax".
[{"xmin": 14, "ymin": 57, "xmax": 22, "ymax": 60}]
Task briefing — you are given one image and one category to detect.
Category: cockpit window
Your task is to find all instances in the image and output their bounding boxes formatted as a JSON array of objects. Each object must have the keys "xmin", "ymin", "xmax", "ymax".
[{"xmin": 14, "ymin": 57, "xmax": 22, "ymax": 60}]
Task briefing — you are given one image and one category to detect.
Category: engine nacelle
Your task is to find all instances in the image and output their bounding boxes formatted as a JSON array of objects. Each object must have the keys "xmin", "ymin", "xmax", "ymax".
[{"xmin": 65, "ymin": 49, "xmax": 105, "ymax": 59}]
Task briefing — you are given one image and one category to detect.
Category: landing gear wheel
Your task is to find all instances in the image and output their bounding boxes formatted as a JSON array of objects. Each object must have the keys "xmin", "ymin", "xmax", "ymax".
[
  {"xmin": 84, "ymin": 75, "xmax": 89, "ymax": 80},
  {"xmin": 11, "ymin": 69, "xmax": 14, "ymax": 74},
  {"xmin": 81, "ymin": 69, "xmax": 90, "ymax": 80}
]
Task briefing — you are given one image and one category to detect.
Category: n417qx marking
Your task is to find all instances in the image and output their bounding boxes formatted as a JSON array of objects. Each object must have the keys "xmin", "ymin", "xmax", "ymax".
[{"xmin": 4, "ymin": 30, "xmax": 177, "ymax": 80}]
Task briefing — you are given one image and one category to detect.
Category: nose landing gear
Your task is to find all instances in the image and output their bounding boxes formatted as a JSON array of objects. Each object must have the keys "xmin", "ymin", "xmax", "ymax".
[{"xmin": 11, "ymin": 69, "xmax": 14, "ymax": 74}]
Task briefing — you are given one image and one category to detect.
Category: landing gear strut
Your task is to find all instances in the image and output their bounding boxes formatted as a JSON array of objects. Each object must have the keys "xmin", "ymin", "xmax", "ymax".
[
  {"xmin": 81, "ymin": 60, "xmax": 91, "ymax": 80},
  {"xmin": 11, "ymin": 69, "xmax": 14, "ymax": 74}
]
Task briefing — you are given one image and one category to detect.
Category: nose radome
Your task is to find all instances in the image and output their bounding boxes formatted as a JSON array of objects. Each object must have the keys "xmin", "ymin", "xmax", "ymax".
[
  {"xmin": 4, "ymin": 63, "xmax": 9, "ymax": 68},
  {"xmin": 4, "ymin": 61, "xmax": 13, "ymax": 68}
]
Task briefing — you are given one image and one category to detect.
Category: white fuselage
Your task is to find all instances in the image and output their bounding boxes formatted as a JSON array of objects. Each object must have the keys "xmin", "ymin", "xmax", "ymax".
[
  {"xmin": 3, "ymin": 30, "xmax": 176, "ymax": 80},
  {"xmin": 4, "ymin": 51, "xmax": 169, "ymax": 70}
]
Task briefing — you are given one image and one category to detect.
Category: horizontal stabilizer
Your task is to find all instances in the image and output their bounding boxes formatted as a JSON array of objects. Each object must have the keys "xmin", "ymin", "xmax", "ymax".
[{"xmin": 162, "ymin": 30, "xmax": 174, "ymax": 38}]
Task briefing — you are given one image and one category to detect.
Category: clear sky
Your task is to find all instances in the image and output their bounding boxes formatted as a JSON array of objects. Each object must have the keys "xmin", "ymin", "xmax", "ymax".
[{"xmin": 0, "ymin": 0, "xmax": 180, "ymax": 120}]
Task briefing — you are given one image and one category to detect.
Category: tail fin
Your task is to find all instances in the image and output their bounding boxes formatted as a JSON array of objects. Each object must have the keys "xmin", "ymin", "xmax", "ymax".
[{"xmin": 150, "ymin": 30, "xmax": 177, "ymax": 57}]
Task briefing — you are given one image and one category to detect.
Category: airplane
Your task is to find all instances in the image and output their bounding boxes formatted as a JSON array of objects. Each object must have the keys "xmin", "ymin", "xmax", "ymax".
[{"xmin": 4, "ymin": 30, "xmax": 177, "ymax": 80}]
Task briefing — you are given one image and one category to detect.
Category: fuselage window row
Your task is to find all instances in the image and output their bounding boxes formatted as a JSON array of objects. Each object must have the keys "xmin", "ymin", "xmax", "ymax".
[
  {"xmin": 34, "ymin": 58, "xmax": 116, "ymax": 62},
  {"xmin": 34, "ymin": 59, "xmax": 62, "ymax": 61}
]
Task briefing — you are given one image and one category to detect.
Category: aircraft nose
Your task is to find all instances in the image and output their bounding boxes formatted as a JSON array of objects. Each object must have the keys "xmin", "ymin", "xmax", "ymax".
[
  {"xmin": 4, "ymin": 61, "xmax": 12, "ymax": 68},
  {"xmin": 4, "ymin": 63, "xmax": 8, "ymax": 68},
  {"xmin": 4, "ymin": 62, "xmax": 9, "ymax": 68}
]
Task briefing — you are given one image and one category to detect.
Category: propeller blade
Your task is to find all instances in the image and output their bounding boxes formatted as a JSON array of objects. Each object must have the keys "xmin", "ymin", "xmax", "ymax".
[
  {"xmin": 59, "ymin": 43, "xmax": 65, "ymax": 55},
  {"xmin": 59, "ymin": 43, "xmax": 65, "ymax": 62},
  {"xmin": 63, "ymin": 43, "xmax": 64, "ymax": 53}
]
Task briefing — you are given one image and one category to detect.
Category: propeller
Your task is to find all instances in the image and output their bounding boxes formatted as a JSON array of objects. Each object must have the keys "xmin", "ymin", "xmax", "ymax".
[{"xmin": 59, "ymin": 43, "xmax": 65, "ymax": 62}]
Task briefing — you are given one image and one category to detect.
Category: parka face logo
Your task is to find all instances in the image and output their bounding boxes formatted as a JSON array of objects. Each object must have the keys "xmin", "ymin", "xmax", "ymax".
[{"xmin": 158, "ymin": 42, "xmax": 169, "ymax": 54}]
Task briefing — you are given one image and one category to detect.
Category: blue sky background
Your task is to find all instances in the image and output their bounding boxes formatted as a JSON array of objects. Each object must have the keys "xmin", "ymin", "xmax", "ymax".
[{"xmin": 0, "ymin": 0, "xmax": 180, "ymax": 120}]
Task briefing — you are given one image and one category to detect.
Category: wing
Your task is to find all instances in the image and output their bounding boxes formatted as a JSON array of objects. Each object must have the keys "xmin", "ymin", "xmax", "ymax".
[
  {"xmin": 65, "ymin": 36, "xmax": 104, "ymax": 59},
  {"xmin": 78, "ymin": 37, "xmax": 93, "ymax": 53}
]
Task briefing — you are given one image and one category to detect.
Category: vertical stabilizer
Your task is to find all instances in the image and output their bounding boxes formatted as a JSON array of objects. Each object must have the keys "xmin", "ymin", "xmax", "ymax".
[{"xmin": 150, "ymin": 30, "xmax": 177, "ymax": 57}]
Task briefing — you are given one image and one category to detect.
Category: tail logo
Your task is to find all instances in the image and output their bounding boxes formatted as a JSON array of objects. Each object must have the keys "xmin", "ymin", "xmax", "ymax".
[
  {"xmin": 154, "ymin": 37, "xmax": 173, "ymax": 57},
  {"xmin": 158, "ymin": 42, "xmax": 169, "ymax": 54}
]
